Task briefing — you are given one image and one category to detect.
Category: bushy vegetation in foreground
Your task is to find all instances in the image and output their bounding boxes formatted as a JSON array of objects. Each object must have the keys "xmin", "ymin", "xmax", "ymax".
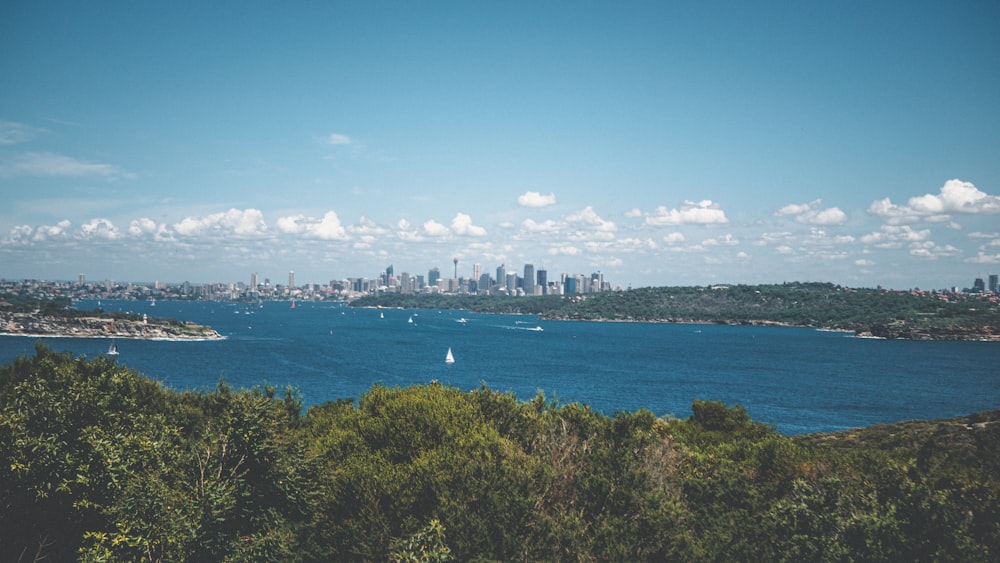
[{"xmin": 2, "ymin": 344, "xmax": 998, "ymax": 561}]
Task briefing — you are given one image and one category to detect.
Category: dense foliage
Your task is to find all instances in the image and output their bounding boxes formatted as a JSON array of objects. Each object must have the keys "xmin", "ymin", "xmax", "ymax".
[
  {"xmin": 351, "ymin": 282, "xmax": 1000, "ymax": 336},
  {"xmin": 2, "ymin": 344, "xmax": 998, "ymax": 561}
]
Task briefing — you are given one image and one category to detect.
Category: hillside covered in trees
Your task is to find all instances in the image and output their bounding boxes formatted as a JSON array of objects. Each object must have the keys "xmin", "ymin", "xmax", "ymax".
[
  {"xmin": 351, "ymin": 282, "xmax": 1000, "ymax": 340},
  {"xmin": 2, "ymin": 344, "xmax": 998, "ymax": 561}
]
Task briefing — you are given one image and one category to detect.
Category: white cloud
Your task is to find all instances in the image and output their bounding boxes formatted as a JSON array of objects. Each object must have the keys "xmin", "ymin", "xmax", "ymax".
[
  {"xmin": 965, "ymin": 251, "xmax": 1000, "ymax": 264},
  {"xmin": 32, "ymin": 220, "xmax": 72, "ymax": 241},
  {"xmin": 645, "ymin": 200, "xmax": 728, "ymax": 226},
  {"xmin": 174, "ymin": 208, "xmax": 267, "ymax": 237},
  {"xmin": 775, "ymin": 199, "xmax": 847, "ymax": 225},
  {"xmin": 522, "ymin": 218, "xmax": 560, "ymax": 232},
  {"xmin": 128, "ymin": 218, "xmax": 158, "ymax": 237},
  {"xmin": 855, "ymin": 259, "xmax": 875, "ymax": 266},
  {"xmin": 909, "ymin": 241, "xmax": 961, "ymax": 259},
  {"xmin": 702, "ymin": 234, "xmax": 739, "ymax": 246},
  {"xmin": 860, "ymin": 225, "xmax": 930, "ymax": 248},
  {"xmin": 451, "ymin": 212, "xmax": 487, "ymax": 236},
  {"xmin": 869, "ymin": 179, "xmax": 1000, "ymax": 224},
  {"xmin": 517, "ymin": 191, "xmax": 557, "ymax": 208},
  {"xmin": 7, "ymin": 225, "xmax": 33, "ymax": 244},
  {"xmin": 395, "ymin": 219, "xmax": 423, "ymax": 241},
  {"xmin": 311, "ymin": 211, "xmax": 349, "ymax": 240},
  {"xmin": 326, "ymin": 133, "xmax": 354, "ymax": 145},
  {"xmin": 80, "ymin": 218, "xmax": 120, "ymax": 240},
  {"xmin": 775, "ymin": 202, "xmax": 812, "ymax": 216},
  {"xmin": 0, "ymin": 121, "xmax": 46, "ymax": 145},
  {"xmin": 548, "ymin": 245, "xmax": 580, "ymax": 255},
  {"xmin": 566, "ymin": 206, "xmax": 616, "ymax": 232},
  {"xmin": 423, "ymin": 219, "xmax": 450, "ymax": 237},
  {"xmin": 0, "ymin": 151, "xmax": 132, "ymax": 179},
  {"xmin": 624, "ymin": 208, "xmax": 642, "ymax": 218},
  {"xmin": 663, "ymin": 232, "xmax": 686, "ymax": 244},
  {"xmin": 275, "ymin": 211, "xmax": 348, "ymax": 240}
]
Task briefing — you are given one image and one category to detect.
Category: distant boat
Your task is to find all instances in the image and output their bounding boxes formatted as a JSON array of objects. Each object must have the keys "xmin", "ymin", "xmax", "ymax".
[
  {"xmin": 150, "ymin": 299, "xmax": 156, "ymax": 307},
  {"xmin": 457, "ymin": 318, "xmax": 468, "ymax": 324},
  {"xmin": 291, "ymin": 300, "xmax": 296, "ymax": 309},
  {"xmin": 445, "ymin": 347, "xmax": 455, "ymax": 364},
  {"xmin": 107, "ymin": 341, "xmax": 119, "ymax": 356},
  {"xmin": 380, "ymin": 312, "xmax": 384, "ymax": 319},
  {"xmin": 408, "ymin": 315, "xmax": 414, "ymax": 324}
]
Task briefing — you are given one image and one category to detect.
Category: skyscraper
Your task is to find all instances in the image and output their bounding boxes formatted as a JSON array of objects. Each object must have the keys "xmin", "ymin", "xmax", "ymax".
[
  {"xmin": 537, "ymin": 268, "xmax": 547, "ymax": 295},
  {"xmin": 523, "ymin": 264, "xmax": 535, "ymax": 295},
  {"xmin": 428, "ymin": 267, "xmax": 440, "ymax": 288},
  {"xmin": 288, "ymin": 271, "xmax": 295, "ymax": 289},
  {"xmin": 990, "ymin": 274, "xmax": 998, "ymax": 293}
]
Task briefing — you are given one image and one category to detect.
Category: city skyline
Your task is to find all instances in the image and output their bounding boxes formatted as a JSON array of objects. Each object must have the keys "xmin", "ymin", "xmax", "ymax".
[{"xmin": 2, "ymin": 2, "xmax": 999, "ymax": 289}]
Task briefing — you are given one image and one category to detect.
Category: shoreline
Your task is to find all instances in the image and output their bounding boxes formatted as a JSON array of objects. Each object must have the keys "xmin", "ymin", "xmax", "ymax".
[
  {"xmin": 0, "ymin": 312, "xmax": 224, "ymax": 341},
  {"xmin": 0, "ymin": 332, "xmax": 226, "ymax": 342},
  {"xmin": 538, "ymin": 315, "xmax": 1000, "ymax": 341}
]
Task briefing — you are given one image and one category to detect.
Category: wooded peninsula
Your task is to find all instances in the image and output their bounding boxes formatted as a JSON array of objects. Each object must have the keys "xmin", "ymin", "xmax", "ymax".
[
  {"xmin": 1, "ymin": 344, "xmax": 997, "ymax": 561},
  {"xmin": 0, "ymin": 294, "xmax": 222, "ymax": 340},
  {"xmin": 352, "ymin": 282, "xmax": 1000, "ymax": 341}
]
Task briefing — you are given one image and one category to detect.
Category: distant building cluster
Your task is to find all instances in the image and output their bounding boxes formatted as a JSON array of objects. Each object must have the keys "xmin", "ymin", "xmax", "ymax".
[
  {"xmin": 339, "ymin": 263, "xmax": 612, "ymax": 298},
  {"xmin": 965, "ymin": 274, "xmax": 999, "ymax": 294},
  {"xmin": 5, "ymin": 271, "xmax": 997, "ymax": 304}
]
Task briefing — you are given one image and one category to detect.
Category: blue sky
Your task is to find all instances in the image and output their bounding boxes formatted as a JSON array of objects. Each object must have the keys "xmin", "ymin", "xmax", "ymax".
[{"xmin": 2, "ymin": 1, "xmax": 999, "ymax": 289}]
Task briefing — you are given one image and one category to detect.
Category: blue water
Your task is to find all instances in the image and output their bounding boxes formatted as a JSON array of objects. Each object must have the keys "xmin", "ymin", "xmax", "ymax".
[{"xmin": 1, "ymin": 299, "xmax": 997, "ymax": 435}]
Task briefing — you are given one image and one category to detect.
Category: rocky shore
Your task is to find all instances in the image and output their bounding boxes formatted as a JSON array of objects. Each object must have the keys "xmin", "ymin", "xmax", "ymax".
[
  {"xmin": 0, "ymin": 311, "xmax": 223, "ymax": 340},
  {"xmin": 855, "ymin": 323, "xmax": 1000, "ymax": 341}
]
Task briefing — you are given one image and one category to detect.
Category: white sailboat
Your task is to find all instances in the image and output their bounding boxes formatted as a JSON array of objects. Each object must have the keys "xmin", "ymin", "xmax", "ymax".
[
  {"xmin": 107, "ymin": 341, "xmax": 119, "ymax": 356},
  {"xmin": 408, "ymin": 315, "xmax": 414, "ymax": 324},
  {"xmin": 445, "ymin": 347, "xmax": 455, "ymax": 364}
]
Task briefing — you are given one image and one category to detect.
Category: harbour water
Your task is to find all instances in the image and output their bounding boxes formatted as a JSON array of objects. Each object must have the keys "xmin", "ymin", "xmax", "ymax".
[{"xmin": 2, "ymin": 299, "xmax": 997, "ymax": 435}]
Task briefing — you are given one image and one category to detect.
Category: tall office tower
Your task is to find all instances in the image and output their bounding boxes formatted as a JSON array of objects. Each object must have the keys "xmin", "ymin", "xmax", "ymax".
[
  {"xmin": 523, "ymin": 264, "xmax": 535, "ymax": 295},
  {"xmin": 973, "ymin": 278, "xmax": 985, "ymax": 292},
  {"xmin": 385, "ymin": 265, "xmax": 394, "ymax": 286},
  {"xmin": 479, "ymin": 273, "xmax": 492, "ymax": 294},
  {"xmin": 537, "ymin": 268, "xmax": 548, "ymax": 295},
  {"xmin": 78, "ymin": 274, "xmax": 85, "ymax": 285},
  {"xmin": 591, "ymin": 271, "xmax": 603, "ymax": 293},
  {"xmin": 496, "ymin": 264, "xmax": 506, "ymax": 287},
  {"xmin": 288, "ymin": 271, "xmax": 295, "ymax": 289},
  {"xmin": 428, "ymin": 267, "xmax": 440, "ymax": 288},
  {"xmin": 565, "ymin": 276, "xmax": 577, "ymax": 294},
  {"xmin": 251, "ymin": 272, "xmax": 258, "ymax": 291},
  {"xmin": 506, "ymin": 273, "xmax": 518, "ymax": 293},
  {"xmin": 472, "ymin": 263, "xmax": 481, "ymax": 284},
  {"xmin": 990, "ymin": 274, "xmax": 998, "ymax": 293},
  {"xmin": 400, "ymin": 272, "xmax": 412, "ymax": 294}
]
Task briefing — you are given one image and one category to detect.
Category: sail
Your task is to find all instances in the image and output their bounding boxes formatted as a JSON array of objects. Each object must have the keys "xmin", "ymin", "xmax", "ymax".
[{"xmin": 445, "ymin": 347, "xmax": 455, "ymax": 364}]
